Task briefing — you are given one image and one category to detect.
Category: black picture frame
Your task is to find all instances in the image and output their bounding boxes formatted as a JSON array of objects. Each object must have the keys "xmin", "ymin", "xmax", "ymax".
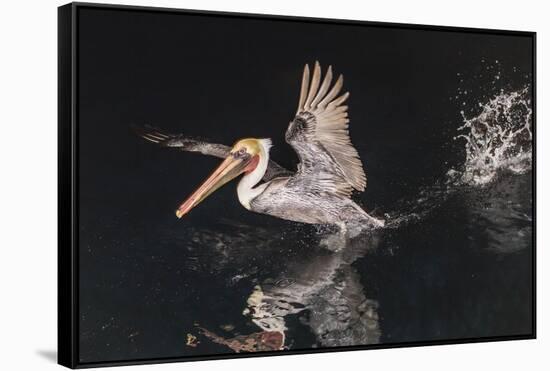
[{"xmin": 58, "ymin": 2, "xmax": 536, "ymax": 368}]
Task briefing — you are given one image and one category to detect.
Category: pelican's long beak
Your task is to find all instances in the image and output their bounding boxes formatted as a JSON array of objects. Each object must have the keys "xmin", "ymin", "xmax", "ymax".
[{"xmin": 175, "ymin": 154, "xmax": 257, "ymax": 218}]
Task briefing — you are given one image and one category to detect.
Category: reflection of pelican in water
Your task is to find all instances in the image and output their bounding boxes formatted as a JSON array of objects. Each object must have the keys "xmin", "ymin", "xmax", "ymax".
[
  {"xmin": 186, "ymin": 224, "xmax": 381, "ymax": 352},
  {"xmin": 137, "ymin": 62, "xmax": 383, "ymax": 230}
]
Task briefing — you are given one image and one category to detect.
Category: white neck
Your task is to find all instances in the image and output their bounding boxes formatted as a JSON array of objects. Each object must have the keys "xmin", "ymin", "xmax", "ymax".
[{"xmin": 237, "ymin": 139, "xmax": 271, "ymax": 209}]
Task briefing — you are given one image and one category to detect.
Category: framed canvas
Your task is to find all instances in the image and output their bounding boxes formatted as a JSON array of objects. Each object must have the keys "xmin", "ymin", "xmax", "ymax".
[{"xmin": 58, "ymin": 2, "xmax": 536, "ymax": 368}]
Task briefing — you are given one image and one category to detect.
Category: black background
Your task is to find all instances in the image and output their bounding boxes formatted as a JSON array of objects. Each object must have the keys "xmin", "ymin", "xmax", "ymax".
[{"xmin": 76, "ymin": 6, "xmax": 533, "ymax": 364}]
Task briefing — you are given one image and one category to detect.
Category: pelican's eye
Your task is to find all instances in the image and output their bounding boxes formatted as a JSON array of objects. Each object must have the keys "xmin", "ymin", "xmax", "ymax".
[{"xmin": 232, "ymin": 147, "xmax": 248, "ymax": 159}]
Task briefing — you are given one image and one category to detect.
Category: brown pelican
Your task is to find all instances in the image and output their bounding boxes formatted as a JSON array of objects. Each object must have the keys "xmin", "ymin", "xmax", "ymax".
[{"xmin": 138, "ymin": 62, "xmax": 384, "ymax": 229}]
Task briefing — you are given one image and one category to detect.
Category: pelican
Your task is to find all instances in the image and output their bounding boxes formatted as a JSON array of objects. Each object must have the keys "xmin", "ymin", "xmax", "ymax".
[{"xmin": 137, "ymin": 62, "xmax": 384, "ymax": 229}]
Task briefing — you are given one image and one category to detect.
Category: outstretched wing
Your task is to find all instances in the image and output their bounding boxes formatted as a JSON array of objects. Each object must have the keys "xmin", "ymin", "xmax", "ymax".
[
  {"xmin": 135, "ymin": 125, "xmax": 292, "ymax": 181},
  {"xmin": 134, "ymin": 125, "xmax": 231, "ymax": 158},
  {"xmin": 285, "ymin": 62, "xmax": 366, "ymax": 197}
]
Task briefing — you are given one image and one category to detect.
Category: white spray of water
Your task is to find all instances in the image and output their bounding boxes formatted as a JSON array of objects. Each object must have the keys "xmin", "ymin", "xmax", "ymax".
[
  {"xmin": 451, "ymin": 87, "xmax": 532, "ymax": 186},
  {"xmin": 386, "ymin": 86, "xmax": 533, "ymax": 229}
]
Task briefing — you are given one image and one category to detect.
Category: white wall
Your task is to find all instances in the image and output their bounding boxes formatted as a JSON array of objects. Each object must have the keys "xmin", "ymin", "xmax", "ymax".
[{"xmin": 0, "ymin": 0, "xmax": 546, "ymax": 370}]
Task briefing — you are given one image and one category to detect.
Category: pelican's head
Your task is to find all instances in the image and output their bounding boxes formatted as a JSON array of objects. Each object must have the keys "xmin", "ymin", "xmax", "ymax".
[{"xmin": 175, "ymin": 138, "xmax": 268, "ymax": 218}]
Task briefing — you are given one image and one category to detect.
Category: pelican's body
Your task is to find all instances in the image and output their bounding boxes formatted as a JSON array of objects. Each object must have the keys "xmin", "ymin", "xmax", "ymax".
[
  {"xmin": 247, "ymin": 176, "xmax": 379, "ymax": 226},
  {"xmin": 138, "ymin": 62, "xmax": 384, "ymax": 229},
  {"xmin": 234, "ymin": 140, "xmax": 381, "ymax": 227}
]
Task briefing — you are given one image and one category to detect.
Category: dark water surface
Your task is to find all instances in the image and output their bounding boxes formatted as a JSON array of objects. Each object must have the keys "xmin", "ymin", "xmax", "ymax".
[
  {"xmin": 79, "ymin": 173, "xmax": 533, "ymax": 362},
  {"xmin": 76, "ymin": 6, "xmax": 534, "ymax": 363}
]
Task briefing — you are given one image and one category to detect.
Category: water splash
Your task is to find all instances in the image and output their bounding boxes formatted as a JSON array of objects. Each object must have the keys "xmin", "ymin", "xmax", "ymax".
[
  {"xmin": 452, "ymin": 87, "xmax": 532, "ymax": 186},
  {"xmin": 385, "ymin": 86, "xmax": 533, "ymax": 229}
]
